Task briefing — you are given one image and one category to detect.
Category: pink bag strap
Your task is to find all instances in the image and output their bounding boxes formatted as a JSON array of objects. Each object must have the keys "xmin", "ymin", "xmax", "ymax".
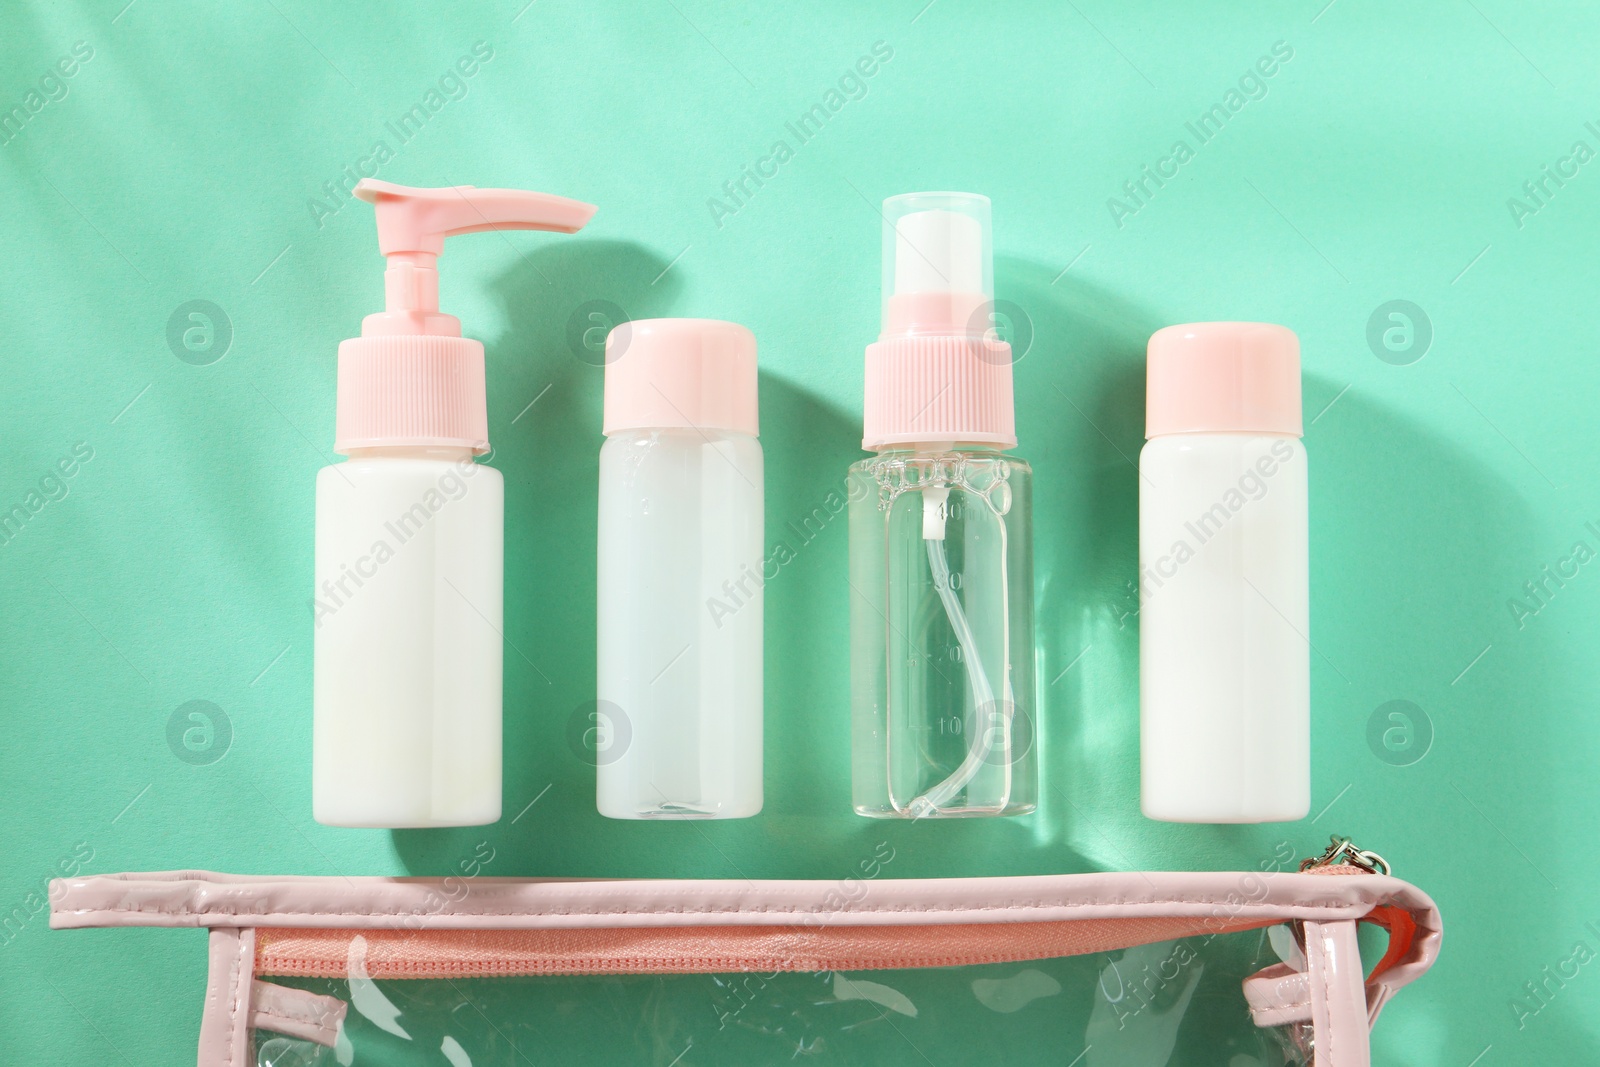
[
  {"xmin": 1304, "ymin": 918, "xmax": 1371, "ymax": 1067},
  {"xmin": 196, "ymin": 928, "xmax": 253, "ymax": 1067},
  {"xmin": 1244, "ymin": 898, "xmax": 1427, "ymax": 1065},
  {"xmin": 248, "ymin": 979, "xmax": 346, "ymax": 1047},
  {"xmin": 196, "ymin": 929, "xmax": 347, "ymax": 1065}
]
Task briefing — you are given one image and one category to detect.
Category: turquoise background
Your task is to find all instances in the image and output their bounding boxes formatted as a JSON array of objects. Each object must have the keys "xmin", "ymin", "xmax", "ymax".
[{"xmin": 2, "ymin": 0, "xmax": 1596, "ymax": 1061}]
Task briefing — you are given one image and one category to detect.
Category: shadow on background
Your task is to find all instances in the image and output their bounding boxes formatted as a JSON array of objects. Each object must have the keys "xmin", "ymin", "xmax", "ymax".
[
  {"xmin": 392, "ymin": 238, "xmax": 680, "ymax": 875},
  {"xmin": 1284, "ymin": 383, "xmax": 1585, "ymax": 1062},
  {"xmin": 754, "ymin": 370, "xmax": 859, "ymax": 825},
  {"xmin": 1000, "ymin": 254, "xmax": 1161, "ymax": 867}
]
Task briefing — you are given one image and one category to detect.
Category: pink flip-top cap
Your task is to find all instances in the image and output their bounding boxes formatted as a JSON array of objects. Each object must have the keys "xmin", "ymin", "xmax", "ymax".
[
  {"xmin": 1145, "ymin": 322, "xmax": 1301, "ymax": 438},
  {"xmin": 603, "ymin": 319, "xmax": 758, "ymax": 437}
]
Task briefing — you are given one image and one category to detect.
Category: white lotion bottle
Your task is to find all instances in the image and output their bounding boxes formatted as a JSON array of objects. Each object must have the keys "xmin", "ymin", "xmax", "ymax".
[
  {"xmin": 1139, "ymin": 322, "xmax": 1309, "ymax": 823},
  {"xmin": 596, "ymin": 319, "xmax": 763, "ymax": 819},
  {"xmin": 313, "ymin": 179, "xmax": 596, "ymax": 828}
]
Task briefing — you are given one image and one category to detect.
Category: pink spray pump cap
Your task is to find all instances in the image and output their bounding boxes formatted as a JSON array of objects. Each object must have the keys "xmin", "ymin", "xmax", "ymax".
[
  {"xmin": 334, "ymin": 179, "xmax": 597, "ymax": 454},
  {"xmin": 862, "ymin": 192, "xmax": 1015, "ymax": 452}
]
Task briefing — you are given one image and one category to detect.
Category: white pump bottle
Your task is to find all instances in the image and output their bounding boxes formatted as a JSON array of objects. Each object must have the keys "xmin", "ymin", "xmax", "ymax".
[{"xmin": 313, "ymin": 179, "xmax": 595, "ymax": 828}]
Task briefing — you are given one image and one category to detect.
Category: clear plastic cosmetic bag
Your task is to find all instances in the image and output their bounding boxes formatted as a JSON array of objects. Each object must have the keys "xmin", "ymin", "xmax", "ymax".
[{"xmin": 49, "ymin": 842, "xmax": 1439, "ymax": 1067}]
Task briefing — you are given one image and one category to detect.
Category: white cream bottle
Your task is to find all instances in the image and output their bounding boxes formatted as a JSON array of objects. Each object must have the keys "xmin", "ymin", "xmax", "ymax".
[
  {"xmin": 595, "ymin": 319, "xmax": 763, "ymax": 819},
  {"xmin": 313, "ymin": 179, "xmax": 595, "ymax": 828},
  {"xmin": 1139, "ymin": 322, "xmax": 1309, "ymax": 823}
]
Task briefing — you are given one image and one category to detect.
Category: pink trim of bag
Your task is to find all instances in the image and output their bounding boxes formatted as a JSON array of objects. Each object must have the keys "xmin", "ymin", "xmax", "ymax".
[{"xmin": 51, "ymin": 867, "xmax": 1440, "ymax": 1067}]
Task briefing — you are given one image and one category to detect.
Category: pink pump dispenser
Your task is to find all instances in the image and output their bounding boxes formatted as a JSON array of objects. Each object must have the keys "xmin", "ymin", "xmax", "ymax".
[
  {"xmin": 334, "ymin": 179, "xmax": 597, "ymax": 454},
  {"xmin": 314, "ymin": 179, "xmax": 595, "ymax": 829}
]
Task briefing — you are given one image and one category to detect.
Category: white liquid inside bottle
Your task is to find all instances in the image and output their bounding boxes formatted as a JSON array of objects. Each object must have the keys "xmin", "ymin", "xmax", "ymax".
[
  {"xmin": 313, "ymin": 446, "xmax": 503, "ymax": 827},
  {"xmin": 1139, "ymin": 433, "xmax": 1309, "ymax": 822}
]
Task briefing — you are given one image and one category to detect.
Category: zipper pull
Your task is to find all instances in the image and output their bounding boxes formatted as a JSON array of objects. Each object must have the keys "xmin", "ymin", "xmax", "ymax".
[
  {"xmin": 1286, "ymin": 836, "xmax": 1394, "ymax": 968},
  {"xmin": 1298, "ymin": 835, "xmax": 1391, "ymax": 876}
]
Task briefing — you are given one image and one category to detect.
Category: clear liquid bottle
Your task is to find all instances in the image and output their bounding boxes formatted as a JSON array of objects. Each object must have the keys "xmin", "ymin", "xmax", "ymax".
[
  {"xmin": 849, "ymin": 193, "xmax": 1037, "ymax": 818},
  {"xmin": 595, "ymin": 319, "xmax": 763, "ymax": 819}
]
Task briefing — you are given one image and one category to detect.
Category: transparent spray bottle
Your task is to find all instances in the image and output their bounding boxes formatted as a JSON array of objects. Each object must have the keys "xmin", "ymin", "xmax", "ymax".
[
  {"xmin": 313, "ymin": 179, "xmax": 595, "ymax": 828},
  {"xmin": 849, "ymin": 192, "xmax": 1037, "ymax": 818}
]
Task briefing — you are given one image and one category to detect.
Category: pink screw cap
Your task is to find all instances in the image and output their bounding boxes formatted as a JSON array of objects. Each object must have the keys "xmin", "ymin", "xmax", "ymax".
[
  {"xmin": 1145, "ymin": 322, "xmax": 1302, "ymax": 438},
  {"xmin": 602, "ymin": 319, "xmax": 758, "ymax": 437}
]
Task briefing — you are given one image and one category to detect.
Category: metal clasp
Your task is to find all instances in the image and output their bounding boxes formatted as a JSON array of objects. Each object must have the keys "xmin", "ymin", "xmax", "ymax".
[{"xmin": 1299, "ymin": 835, "xmax": 1392, "ymax": 876}]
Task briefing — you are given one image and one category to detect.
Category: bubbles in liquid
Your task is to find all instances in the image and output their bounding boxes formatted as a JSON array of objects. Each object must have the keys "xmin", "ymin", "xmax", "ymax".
[{"xmin": 870, "ymin": 452, "xmax": 1015, "ymax": 516}]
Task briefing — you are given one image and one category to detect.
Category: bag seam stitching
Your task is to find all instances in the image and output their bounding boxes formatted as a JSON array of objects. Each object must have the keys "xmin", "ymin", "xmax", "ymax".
[{"xmin": 55, "ymin": 898, "xmax": 1372, "ymax": 921}]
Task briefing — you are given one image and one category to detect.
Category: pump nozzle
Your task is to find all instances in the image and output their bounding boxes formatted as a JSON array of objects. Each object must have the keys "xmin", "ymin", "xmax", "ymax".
[
  {"xmin": 862, "ymin": 192, "xmax": 1015, "ymax": 452},
  {"xmin": 333, "ymin": 178, "xmax": 596, "ymax": 456},
  {"xmin": 353, "ymin": 179, "xmax": 597, "ymax": 337}
]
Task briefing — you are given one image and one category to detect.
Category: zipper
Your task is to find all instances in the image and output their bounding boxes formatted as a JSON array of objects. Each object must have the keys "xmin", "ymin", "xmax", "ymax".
[
  {"xmin": 248, "ymin": 843, "xmax": 1392, "ymax": 982},
  {"xmin": 253, "ymin": 914, "xmax": 1284, "ymax": 981}
]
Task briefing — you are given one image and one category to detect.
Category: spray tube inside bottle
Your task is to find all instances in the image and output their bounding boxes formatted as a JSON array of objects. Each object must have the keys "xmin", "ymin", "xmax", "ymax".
[{"xmin": 847, "ymin": 193, "xmax": 1038, "ymax": 819}]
